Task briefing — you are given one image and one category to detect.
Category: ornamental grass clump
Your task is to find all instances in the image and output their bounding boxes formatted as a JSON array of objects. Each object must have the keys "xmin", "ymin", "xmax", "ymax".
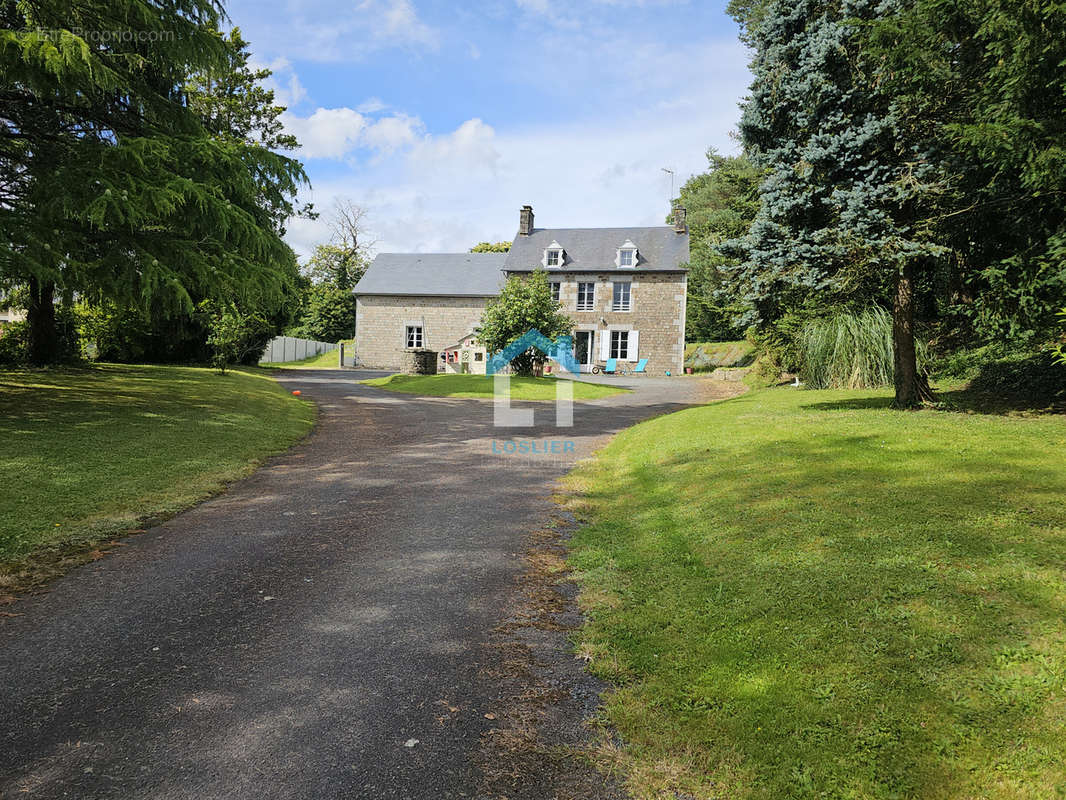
[{"xmin": 801, "ymin": 307, "xmax": 926, "ymax": 389}]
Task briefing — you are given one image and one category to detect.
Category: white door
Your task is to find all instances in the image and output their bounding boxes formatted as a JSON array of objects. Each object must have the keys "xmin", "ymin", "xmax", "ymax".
[{"xmin": 574, "ymin": 331, "xmax": 594, "ymax": 373}]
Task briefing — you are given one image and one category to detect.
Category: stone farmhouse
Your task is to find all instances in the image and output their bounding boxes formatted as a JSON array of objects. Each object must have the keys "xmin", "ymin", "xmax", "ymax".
[{"xmin": 352, "ymin": 206, "xmax": 689, "ymax": 375}]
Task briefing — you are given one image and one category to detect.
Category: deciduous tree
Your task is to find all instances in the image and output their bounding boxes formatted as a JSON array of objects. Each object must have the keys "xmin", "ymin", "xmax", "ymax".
[{"xmin": 477, "ymin": 270, "xmax": 572, "ymax": 375}]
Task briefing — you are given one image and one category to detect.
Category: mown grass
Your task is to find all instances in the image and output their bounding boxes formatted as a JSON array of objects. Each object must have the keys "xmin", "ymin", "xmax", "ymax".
[
  {"xmin": 360, "ymin": 373, "xmax": 628, "ymax": 401},
  {"xmin": 562, "ymin": 386, "xmax": 1066, "ymax": 799},
  {"xmin": 0, "ymin": 364, "xmax": 313, "ymax": 585}
]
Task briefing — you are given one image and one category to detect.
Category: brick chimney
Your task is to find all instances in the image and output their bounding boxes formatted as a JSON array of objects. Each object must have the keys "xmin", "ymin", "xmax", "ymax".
[
  {"xmin": 672, "ymin": 204, "xmax": 687, "ymax": 234},
  {"xmin": 519, "ymin": 205, "xmax": 534, "ymax": 236}
]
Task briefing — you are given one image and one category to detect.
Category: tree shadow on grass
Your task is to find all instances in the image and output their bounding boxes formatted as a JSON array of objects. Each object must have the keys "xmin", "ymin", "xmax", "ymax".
[
  {"xmin": 935, "ymin": 386, "xmax": 1065, "ymax": 416},
  {"xmin": 800, "ymin": 396, "xmax": 895, "ymax": 412}
]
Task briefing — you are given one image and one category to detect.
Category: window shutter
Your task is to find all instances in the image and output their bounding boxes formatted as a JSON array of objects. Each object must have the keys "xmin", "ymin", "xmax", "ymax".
[
  {"xmin": 628, "ymin": 330, "xmax": 639, "ymax": 361},
  {"xmin": 599, "ymin": 331, "xmax": 611, "ymax": 361}
]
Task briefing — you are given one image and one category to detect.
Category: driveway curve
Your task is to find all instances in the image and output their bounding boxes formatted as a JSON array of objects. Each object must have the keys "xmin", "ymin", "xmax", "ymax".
[{"xmin": 0, "ymin": 371, "xmax": 720, "ymax": 799}]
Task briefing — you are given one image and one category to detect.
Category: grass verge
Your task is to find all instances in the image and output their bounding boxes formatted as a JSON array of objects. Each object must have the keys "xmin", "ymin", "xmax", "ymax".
[
  {"xmin": 0, "ymin": 364, "xmax": 314, "ymax": 593},
  {"xmin": 562, "ymin": 386, "xmax": 1066, "ymax": 799},
  {"xmin": 361, "ymin": 373, "xmax": 628, "ymax": 401}
]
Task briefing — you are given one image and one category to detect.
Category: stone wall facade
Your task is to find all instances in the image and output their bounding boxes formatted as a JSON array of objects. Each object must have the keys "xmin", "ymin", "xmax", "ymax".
[
  {"xmin": 354, "ymin": 273, "xmax": 686, "ymax": 375},
  {"xmin": 354, "ymin": 295, "xmax": 490, "ymax": 371},
  {"xmin": 549, "ymin": 271, "xmax": 686, "ymax": 375}
]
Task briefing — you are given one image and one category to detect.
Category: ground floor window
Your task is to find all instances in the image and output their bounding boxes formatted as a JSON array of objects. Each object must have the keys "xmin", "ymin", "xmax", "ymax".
[
  {"xmin": 610, "ymin": 330, "xmax": 630, "ymax": 360},
  {"xmin": 405, "ymin": 325, "xmax": 423, "ymax": 348}
]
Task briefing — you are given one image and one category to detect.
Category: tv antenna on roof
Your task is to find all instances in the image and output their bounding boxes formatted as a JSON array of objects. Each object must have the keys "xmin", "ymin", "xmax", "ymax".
[{"xmin": 661, "ymin": 167, "xmax": 676, "ymax": 202}]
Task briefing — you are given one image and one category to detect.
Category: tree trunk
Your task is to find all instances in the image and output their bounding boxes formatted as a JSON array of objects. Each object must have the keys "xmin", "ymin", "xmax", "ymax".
[
  {"xmin": 892, "ymin": 262, "xmax": 934, "ymax": 408},
  {"xmin": 26, "ymin": 277, "xmax": 59, "ymax": 366}
]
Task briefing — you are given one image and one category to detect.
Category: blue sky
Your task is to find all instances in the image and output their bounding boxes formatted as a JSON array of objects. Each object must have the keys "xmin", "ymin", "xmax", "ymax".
[{"xmin": 223, "ymin": 0, "xmax": 752, "ymax": 258}]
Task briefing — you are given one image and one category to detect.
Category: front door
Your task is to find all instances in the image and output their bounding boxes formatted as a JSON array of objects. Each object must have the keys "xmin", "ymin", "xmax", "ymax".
[{"xmin": 574, "ymin": 331, "xmax": 593, "ymax": 373}]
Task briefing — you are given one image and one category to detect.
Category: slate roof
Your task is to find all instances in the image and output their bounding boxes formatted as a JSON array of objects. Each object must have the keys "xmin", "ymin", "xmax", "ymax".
[
  {"xmin": 352, "ymin": 253, "xmax": 508, "ymax": 296},
  {"xmin": 503, "ymin": 226, "xmax": 689, "ymax": 272}
]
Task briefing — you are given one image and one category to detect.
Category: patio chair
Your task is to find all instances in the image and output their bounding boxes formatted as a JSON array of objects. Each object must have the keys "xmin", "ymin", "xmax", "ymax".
[
  {"xmin": 632, "ymin": 358, "xmax": 648, "ymax": 375},
  {"xmin": 604, "ymin": 357, "xmax": 618, "ymax": 374}
]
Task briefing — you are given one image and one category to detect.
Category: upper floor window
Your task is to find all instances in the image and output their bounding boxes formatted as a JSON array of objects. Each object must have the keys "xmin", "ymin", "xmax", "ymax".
[
  {"xmin": 550, "ymin": 281, "xmax": 561, "ymax": 302},
  {"xmin": 616, "ymin": 239, "xmax": 638, "ymax": 268},
  {"xmin": 612, "ymin": 282, "xmax": 631, "ymax": 311},
  {"xmin": 405, "ymin": 325, "xmax": 423, "ymax": 349},
  {"xmin": 576, "ymin": 282, "xmax": 595, "ymax": 311},
  {"xmin": 543, "ymin": 239, "xmax": 565, "ymax": 268}
]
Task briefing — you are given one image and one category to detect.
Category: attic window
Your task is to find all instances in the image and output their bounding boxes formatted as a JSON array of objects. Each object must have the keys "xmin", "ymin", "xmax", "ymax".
[
  {"xmin": 543, "ymin": 240, "xmax": 565, "ymax": 268},
  {"xmin": 616, "ymin": 239, "xmax": 638, "ymax": 268}
]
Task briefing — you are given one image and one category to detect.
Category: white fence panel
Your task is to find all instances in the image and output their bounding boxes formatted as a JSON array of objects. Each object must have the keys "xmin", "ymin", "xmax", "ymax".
[{"xmin": 258, "ymin": 336, "xmax": 338, "ymax": 364}]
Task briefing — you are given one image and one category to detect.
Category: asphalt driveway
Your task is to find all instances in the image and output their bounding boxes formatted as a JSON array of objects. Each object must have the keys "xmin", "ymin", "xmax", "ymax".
[{"xmin": 0, "ymin": 371, "xmax": 716, "ymax": 799}]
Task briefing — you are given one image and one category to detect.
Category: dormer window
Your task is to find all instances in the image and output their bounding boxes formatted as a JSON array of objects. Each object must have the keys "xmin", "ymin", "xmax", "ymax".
[
  {"xmin": 542, "ymin": 240, "xmax": 565, "ymax": 268},
  {"xmin": 616, "ymin": 239, "xmax": 638, "ymax": 268}
]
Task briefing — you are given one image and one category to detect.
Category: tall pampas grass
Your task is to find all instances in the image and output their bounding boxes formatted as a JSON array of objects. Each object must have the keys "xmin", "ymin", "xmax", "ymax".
[{"xmin": 800, "ymin": 307, "xmax": 926, "ymax": 389}]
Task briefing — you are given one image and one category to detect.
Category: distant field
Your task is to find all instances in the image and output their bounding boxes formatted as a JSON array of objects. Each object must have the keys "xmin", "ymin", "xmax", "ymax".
[
  {"xmin": 0, "ymin": 365, "xmax": 313, "ymax": 587},
  {"xmin": 361, "ymin": 373, "xmax": 628, "ymax": 401}
]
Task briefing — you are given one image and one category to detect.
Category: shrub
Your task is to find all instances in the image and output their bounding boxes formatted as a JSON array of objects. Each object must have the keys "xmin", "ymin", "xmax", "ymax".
[
  {"xmin": 967, "ymin": 349, "xmax": 1066, "ymax": 409},
  {"xmin": 799, "ymin": 306, "xmax": 927, "ymax": 389},
  {"xmin": 0, "ymin": 321, "xmax": 29, "ymax": 364}
]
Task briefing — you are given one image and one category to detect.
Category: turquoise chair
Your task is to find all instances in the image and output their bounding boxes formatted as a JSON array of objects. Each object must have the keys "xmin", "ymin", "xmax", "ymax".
[
  {"xmin": 632, "ymin": 358, "xmax": 648, "ymax": 374},
  {"xmin": 604, "ymin": 357, "xmax": 618, "ymax": 374}
]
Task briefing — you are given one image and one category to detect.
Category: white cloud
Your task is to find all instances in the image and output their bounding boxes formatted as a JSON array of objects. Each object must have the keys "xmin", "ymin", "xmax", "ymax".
[
  {"xmin": 363, "ymin": 113, "xmax": 425, "ymax": 154},
  {"xmin": 282, "ymin": 108, "xmax": 429, "ymax": 160},
  {"xmin": 233, "ymin": 0, "xmax": 440, "ymax": 63},
  {"xmin": 357, "ymin": 97, "xmax": 389, "ymax": 114},
  {"xmin": 283, "ymin": 108, "xmax": 367, "ymax": 159},
  {"xmin": 409, "ymin": 118, "xmax": 500, "ymax": 175},
  {"xmin": 361, "ymin": 0, "xmax": 438, "ymax": 48}
]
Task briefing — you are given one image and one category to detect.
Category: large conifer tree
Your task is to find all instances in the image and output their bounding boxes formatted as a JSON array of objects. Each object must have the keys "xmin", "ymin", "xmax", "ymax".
[
  {"xmin": 728, "ymin": 0, "xmax": 941, "ymax": 406},
  {"xmin": 0, "ymin": 0, "xmax": 306, "ymax": 363}
]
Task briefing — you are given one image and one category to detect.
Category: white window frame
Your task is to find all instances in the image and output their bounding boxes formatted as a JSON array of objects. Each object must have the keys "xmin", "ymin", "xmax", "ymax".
[
  {"xmin": 609, "ymin": 330, "xmax": 629, "ymax": 360},
  {"xmin": 542, "ymin": 239, "xmax": 565, "ymax": 269},
  {"xmin": 405, "ymin": 324, "xmax": 423, "ymax": 349},
  {"xmin": 612, "ymin": 281, "xmax": 631, "ymax": 312},
  {"xmin": 576, "ymin": 282, "xmax": 595, "ymax": 311},
  {"xmin": 601, "ymin": 328, "xmax": 639, "ymax": 361},
  {"xmin": 550, "ymin": 281, "xmax": 561, "ymax": 302},
  {"xmin": 615, "ymin": 239, "xmax": 639, "ymax": 268}
]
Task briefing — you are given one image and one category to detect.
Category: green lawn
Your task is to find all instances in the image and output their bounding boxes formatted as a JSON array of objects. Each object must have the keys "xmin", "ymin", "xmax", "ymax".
[
  {"xmin": 0, "ymin": 364, "xmax": 313, "ymax": 587},
  {"xmin": 562, "ymin": 387, "xmax": 1066, "ymax": 799},
  {"xmin": 361, "ymin": 373, "xmax": 628, "ymax": 400}
]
